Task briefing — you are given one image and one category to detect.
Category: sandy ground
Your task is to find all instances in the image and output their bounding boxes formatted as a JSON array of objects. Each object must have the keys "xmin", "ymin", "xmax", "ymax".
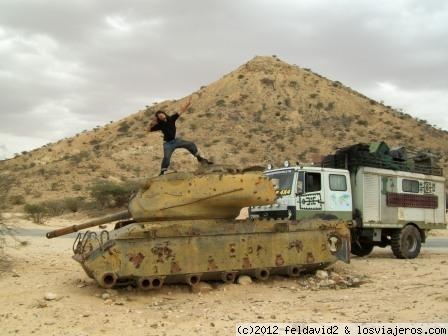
[{"xmin": 1, "ymin": 215, "xmax": 448, "ymax": 336}]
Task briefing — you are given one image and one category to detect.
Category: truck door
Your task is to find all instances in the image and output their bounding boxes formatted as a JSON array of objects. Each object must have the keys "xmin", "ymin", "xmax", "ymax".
[
  {"xmin": 325, "ymin": 173, "xmax": 352, "ymax": 217},
  {"xmin": 297, "ymin": 171, "xmax": 325, "ymax": 212}
]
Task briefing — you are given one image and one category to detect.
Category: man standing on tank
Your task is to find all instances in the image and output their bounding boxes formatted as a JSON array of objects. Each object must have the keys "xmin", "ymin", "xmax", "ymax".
[{"xmin": 149, "ymin": 96, "xmax": 212, "ymax": 175}]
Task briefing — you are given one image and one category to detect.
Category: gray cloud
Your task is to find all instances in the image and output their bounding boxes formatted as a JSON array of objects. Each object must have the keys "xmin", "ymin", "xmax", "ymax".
[{"xmin": 1, "ymin": 0, "xmax": 447, "ymax": 158}]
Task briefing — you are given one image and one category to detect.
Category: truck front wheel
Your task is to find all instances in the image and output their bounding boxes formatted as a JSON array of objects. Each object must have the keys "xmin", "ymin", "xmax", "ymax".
[
  {"xmin": 391, "ymin": 225, "xmax": 421, "ymax": 259},
  {"xmin": 351, "ymin": 241, "xmax": 374, "ymax": 257}
]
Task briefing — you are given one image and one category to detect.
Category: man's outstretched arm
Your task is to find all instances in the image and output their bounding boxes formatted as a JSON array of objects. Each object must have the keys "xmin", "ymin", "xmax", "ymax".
[{"xmin": 177, "ymin": 96, "xmax": 192, "ymax": 116}]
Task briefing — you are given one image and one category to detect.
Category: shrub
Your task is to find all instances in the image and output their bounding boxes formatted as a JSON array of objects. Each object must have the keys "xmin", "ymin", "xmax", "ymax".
[
  {"xmin": 356, "ymin": 119, "xmax": 369, "ymax": 126},
  {"xmin": 117, "ymin": 121, "xmax": 130, "ymax": 133},
  {"xmin": 50, "ymin": 182, "xmax": 61, "ymax": 191},
  {"xmin": 24, "ymin": 203, "xmax": 46, "ymax": 224},
  {"xmin": 325, "ymin": 102, "xmax": 335, "ymax": 111},
  {"xmin": 70, "ymin": 151, "xmax": 90, "ymax": 164},
  {"xmin": 289, "ymin": 81, "xmax": 299, "ymax": 88},
  {"xmin": 89, "ymin": 181, "xmax": 139, "ymax": 208},
  {"xmin": 41, "ymin": 200, "xmax": 65, "ymax": 217},
  {"xmin": 260, "ymin": 78, "xmax": 275, "ymax": 89},
  {"xmin": 10, "ymin": 195, "xmax": 25, "ymax": 205},
  {"xmin": 72, "ymin": 184, "xmax": 82, "ymax": 191},
  {"xmin": 64, "ymin": 197, "xmax": 85, "ymax": 213}
]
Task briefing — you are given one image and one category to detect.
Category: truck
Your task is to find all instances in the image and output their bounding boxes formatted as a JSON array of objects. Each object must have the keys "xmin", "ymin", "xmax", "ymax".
[{"xmin": 249, "ymin": 142, "xmax": 447, "ymax": 259}]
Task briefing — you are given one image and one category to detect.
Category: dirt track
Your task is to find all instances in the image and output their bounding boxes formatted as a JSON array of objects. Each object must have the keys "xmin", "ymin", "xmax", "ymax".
[{"xmin": 1, "ymin": 217, "xmax": 448, "ymax": 336}]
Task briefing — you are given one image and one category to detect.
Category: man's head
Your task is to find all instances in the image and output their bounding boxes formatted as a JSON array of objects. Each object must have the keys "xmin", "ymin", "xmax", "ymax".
[{"xmin": 155, "ymin": 110, "xmax": 168, "ymax": 122}]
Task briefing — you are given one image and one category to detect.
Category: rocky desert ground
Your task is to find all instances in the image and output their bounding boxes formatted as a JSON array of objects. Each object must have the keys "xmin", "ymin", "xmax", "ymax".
[{"xmin": 0, "ymin": 214, "xmax": 447, "ymax": 336}]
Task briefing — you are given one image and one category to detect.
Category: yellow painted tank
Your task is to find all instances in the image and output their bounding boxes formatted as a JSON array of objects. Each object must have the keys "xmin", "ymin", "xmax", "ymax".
[{"xmin": 47, "ymin": 167, "xmax": 350, "ymax": 289}]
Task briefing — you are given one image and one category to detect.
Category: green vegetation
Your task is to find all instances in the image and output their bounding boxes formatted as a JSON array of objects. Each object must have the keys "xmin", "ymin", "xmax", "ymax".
[
  {"xmin": 260, "ymin": 78, "xmax": 275, "ymax": 89},
  {"xmin": 63, "ymin": 197, "xmax": 85, "ymax": 212},
  {"xmin": 9, "ymin": 195, "xmax": 25, "ymax": 205},
  {"xmin": 24, "ymin": 203, "xmax": 46, "ymax": 224},
  {"xmin": 89, "ymin": 180, "xmax": 140, "ymax": 208},
  {"xmin": 117, "ymin": 121, "xmax": 130, "ymax": 133}
]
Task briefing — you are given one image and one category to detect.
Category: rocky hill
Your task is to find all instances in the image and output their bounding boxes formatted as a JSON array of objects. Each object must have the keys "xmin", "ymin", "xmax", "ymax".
[{"xmin": 1, "ymin": 55, "xmax": 447, "ymax": 211}]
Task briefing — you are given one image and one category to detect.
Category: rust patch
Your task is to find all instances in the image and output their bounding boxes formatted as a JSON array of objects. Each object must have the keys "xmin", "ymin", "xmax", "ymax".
[
  {"xmin": 306, "ymin": 252, "xmax": 315, "ymax": 264},
  {"xmin": 170, "ymin": 261, "xmax": 182, "ymax": 274},
  {"xmin": 288, "ymin": 240, "xmax": 303, "ymax": 253},
  {"xmin": 207, "ymin": 257, "xmax": 218, "ymax": 271},
  {"xmin": 242, "ymin": 257, "xmax": 252, "ymax": 269},
  {"xmin": 151, "ymin": 244, "xmax": 174, "ymax": 263},
  {"xmin": 128, "ymin": 252, "xmax": 145, "ymax": 269},
  {"xmin": 229, "ymin": 243, "xmax": 236, "ymax": 258},
  {"xmin": 275, "ymin": 254, "xmax": 285, "ymax": 266}
]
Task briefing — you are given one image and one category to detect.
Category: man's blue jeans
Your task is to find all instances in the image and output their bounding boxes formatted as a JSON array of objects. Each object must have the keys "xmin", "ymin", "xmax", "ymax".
[{"xmin": 161, "ymin": 138, "xmax": 198, "ymax": 172}]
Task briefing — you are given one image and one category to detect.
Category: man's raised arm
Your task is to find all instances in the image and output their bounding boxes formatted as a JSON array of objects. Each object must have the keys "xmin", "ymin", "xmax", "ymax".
[{"xmin": 178, "ymin": 96, "xmax": 192, "ymax": 116}]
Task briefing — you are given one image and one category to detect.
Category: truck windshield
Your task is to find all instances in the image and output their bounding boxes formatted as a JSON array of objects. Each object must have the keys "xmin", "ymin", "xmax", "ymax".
[{"xmin": 265, "ymin": 169, "xmax": 294, "ymax": 196}]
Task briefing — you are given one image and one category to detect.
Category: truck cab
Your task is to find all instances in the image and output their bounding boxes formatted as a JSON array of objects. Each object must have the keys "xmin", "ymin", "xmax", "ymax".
[{"xmin": 249, "ymin": 164, "xmax": 353, "ymax": 222}]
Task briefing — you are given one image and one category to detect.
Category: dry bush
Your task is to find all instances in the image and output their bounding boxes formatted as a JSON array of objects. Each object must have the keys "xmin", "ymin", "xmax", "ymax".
[{"xmin": 24, "ymin": 203, "xmax": 46, "ymax": 224}]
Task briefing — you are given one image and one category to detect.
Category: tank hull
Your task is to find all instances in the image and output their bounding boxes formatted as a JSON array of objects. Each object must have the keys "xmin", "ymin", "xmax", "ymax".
[{"xmin": 73, "ymin": 218, "xmax": 350, "ymax": 289}]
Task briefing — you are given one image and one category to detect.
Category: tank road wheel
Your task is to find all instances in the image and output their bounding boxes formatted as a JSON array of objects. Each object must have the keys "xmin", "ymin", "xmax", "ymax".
[
  {"xmin": 98, "ymin": 272, "xmax": 118, "ymax": 289},
  {"xmin": 391, "ymin": 225, "xmax": 421, "ymax": 259},
  {"xmin": 137, "ymin": 277, "xmax": 164, "ymax": 290},
  {"xmin": 351, "ymin": 242, "xmax": 374, "ymax": 257},
  {"xmin": 151, "ymin": 277, "xmax": 164, "ymax": 289},
  {"xmin": 185, "ymin": 274, "xmax": 201, "ymax": 286},
  {"xmin": 137, "ymin": 277, "xmax": 152, "ymax": 291},
  {"xmin": 287, "ymin": 266, "xmax": 302, "ymax": 277},
  {"xmin": 254, "ymin": 268, "xmax": 270, "ymax": 281},
  {"xmin": 221, "ymin": 272, "xmax": 237, "ymax": 284}
]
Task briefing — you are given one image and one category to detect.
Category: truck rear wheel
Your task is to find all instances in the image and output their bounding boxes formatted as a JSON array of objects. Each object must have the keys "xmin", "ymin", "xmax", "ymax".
[
  {"xmin": 391, "ymin": 225, "xmax": 421, "ymax": 259},
  {"xmin": 351, "ymin": 242, "xmax": 374, "ymax": 257}
]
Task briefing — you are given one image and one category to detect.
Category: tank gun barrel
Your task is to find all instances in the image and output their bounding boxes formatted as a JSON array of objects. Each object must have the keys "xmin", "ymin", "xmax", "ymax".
[{"xmin": 46, "ymin": 210, "xmax": 130, "ymax": 239}]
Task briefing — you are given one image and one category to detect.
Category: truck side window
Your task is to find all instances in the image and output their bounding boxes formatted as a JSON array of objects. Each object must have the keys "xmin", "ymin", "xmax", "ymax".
[
  {"xmin": 305, "ymin": 172, "xmax": 321, "ymax": 193},
  {"xmin": 329, "ymin": 174, "xmax": 347, "ymax": 191},
  {"xmin": 402, "ymin": 179, "xmax": 419, "ymax": 193}
]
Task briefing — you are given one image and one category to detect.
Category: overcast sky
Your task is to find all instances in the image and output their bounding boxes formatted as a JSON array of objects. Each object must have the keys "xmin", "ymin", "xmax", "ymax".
[{"xmin": 1, "ymin": 0, "xmax": 447, "ymax": 159}]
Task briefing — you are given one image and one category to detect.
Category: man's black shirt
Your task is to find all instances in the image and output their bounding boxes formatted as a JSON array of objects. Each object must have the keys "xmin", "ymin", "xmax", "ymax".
[{"xmin": 150, "ymin": 113, "xmax": 179, "ymax": 142}]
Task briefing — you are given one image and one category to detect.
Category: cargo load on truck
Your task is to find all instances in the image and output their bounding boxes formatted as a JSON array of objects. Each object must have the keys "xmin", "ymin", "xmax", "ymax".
[{"xmin": 321, "ymin": 141, "xmax": 443, "ymax": 176}]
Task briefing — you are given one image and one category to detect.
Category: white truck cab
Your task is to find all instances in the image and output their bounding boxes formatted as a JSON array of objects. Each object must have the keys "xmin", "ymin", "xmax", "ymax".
[{"xmin": 250, "ymin": 165, "xmax": 353, "ymax": 221}]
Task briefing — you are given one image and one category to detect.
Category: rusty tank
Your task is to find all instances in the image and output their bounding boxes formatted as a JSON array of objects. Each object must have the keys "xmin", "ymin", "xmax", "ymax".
[{"xmin": 46, "ymin": 167, "xmax": 350, "ymax": 289}]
